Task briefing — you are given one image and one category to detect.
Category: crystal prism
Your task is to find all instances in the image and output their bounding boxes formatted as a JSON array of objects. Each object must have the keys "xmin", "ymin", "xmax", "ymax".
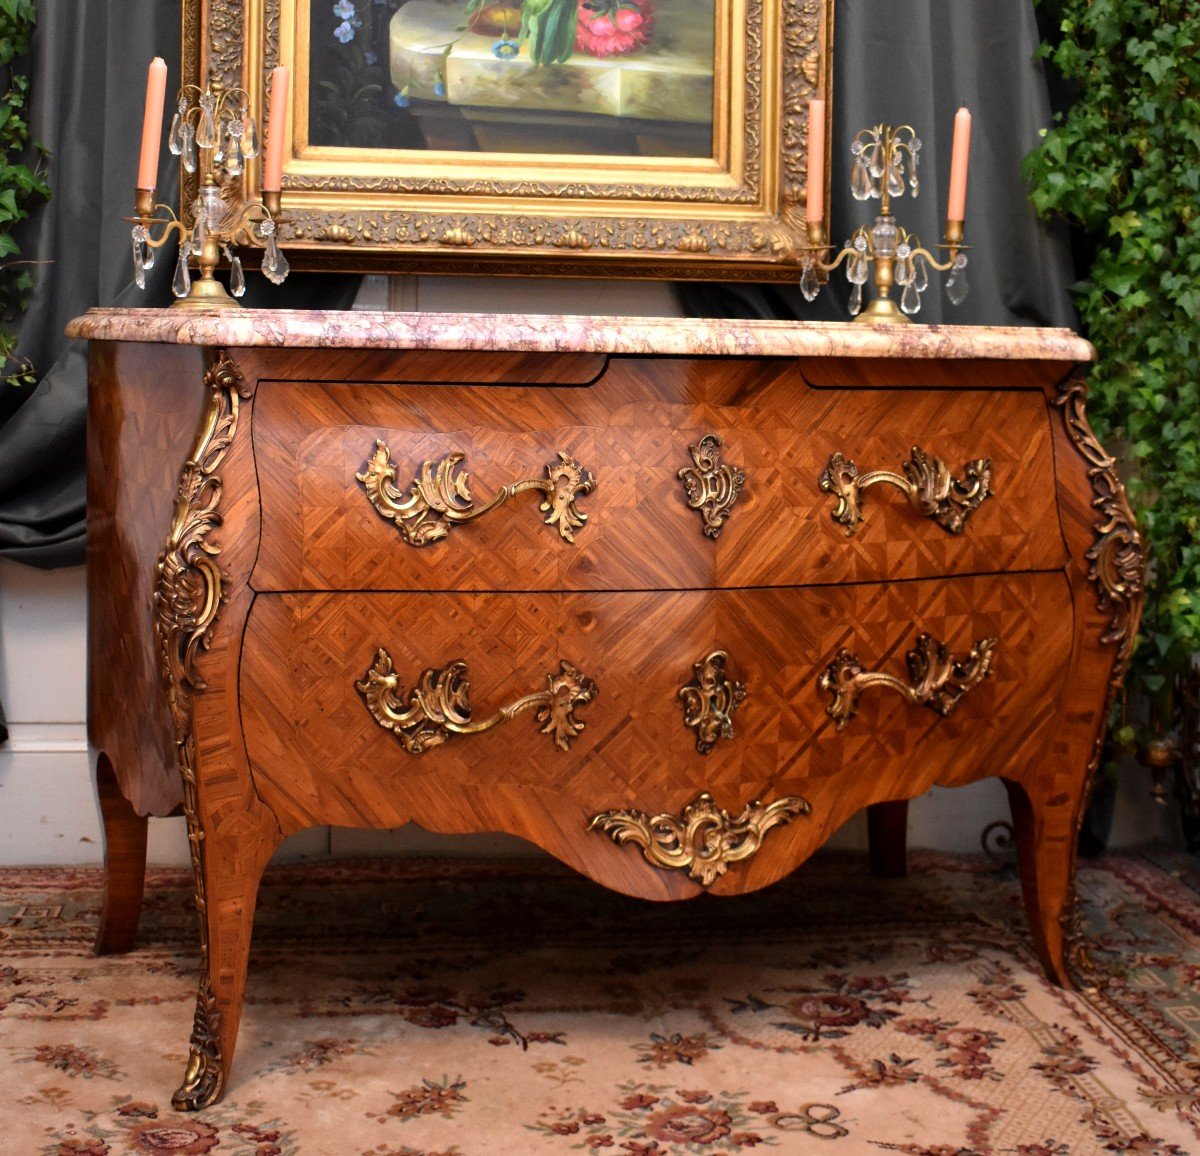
[
  {"xmin": 894, "ymin": 245, "xmax": 913, "ymax": 286},
  {"xmin": 262, "ymin": 234, "xmax": 290, "ymax": 286},
  {"xmin": 946, "ymin": 255, "xmax": 970, "ymax": 305},
  {"xmin": 192, "ymin": 208, "xmax": 207, "ymax": 253},
  {"xmin": 901, "ymin": 280, "xmax": 921, "ymax": 315},
  {"xmin": 131, "ymin": 226, "xmax": 147, "ymax": 290},
  {"xmin": 799, "ymin": 261, "xmax": 820, "ymax": 302},
  {"xmin": 230, "ymin": 254, "xmax": 245, "ymax": 297},
  {"xmin": 887, "ymin": 162, "xmax": 905, "ymax": 197},
  {"xmin": 182, "ymin": 124, "xmax": 197, "ymax": 174},
  {"xmin": 169, "ymin": 108, "xmax": 184, "ymax": 156},
  {"xmin": 847, "ymin": 253, "xmax": 869, "ymax": 285},
  {"xmin": 851, "ymin": 159, "xmax": 873, "ymax": 201},
  {"xmin": 172, "ymin": 243, "xmax": 193, "ymax": 298},
  {"xmin": 849, "ymin": 282, "xmax": 863, "ymax": 316},
  {"xmin": 242, "ymin": 116, "xmax": 260, "ymax": 158},
  {"xmin": 913, "ymin": 254, "xmax": 929, "ymax": 292},
  {"xmin": 196, "ymin": 94, "xmax": 217, "ymax": 148},
  {"xmin": 867, "ymin": 142, "xmax": 884, "ymax": 179}
]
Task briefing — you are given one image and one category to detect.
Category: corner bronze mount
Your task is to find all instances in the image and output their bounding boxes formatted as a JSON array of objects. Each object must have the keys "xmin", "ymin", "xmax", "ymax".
[
  {"xmin": 820, "ymin": 632, "xmax": 997, "ymax": 730},
  {"xmin": 678, "ymin": 434, "xmax": 746, "ymax": 539},
  {"xmin": 588, "ymin": 792, "xmax": 810, "ymax": 886},
  {"xmin": 357, "ymin": 650, "xmax": 598, "ymax": 754},
  {"xmin": 819, "ymin": 446, "xmax": 992, "ymax": 537},
  {"xmin": 679, "ymin": 651, "xmax": 747, "ymax": 754},
  {"xmin": 357, "ymin": 441, "xmax": 595, "ymax": 546},
  {"xmin": 153, "ymin": 348, "xmax": 251, "ymax": 1111}
]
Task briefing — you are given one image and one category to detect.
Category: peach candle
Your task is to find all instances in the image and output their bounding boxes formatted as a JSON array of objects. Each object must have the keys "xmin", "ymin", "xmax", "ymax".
[
  {"xmin": 947, "ymin": 106, "xmax": 972, "ymax": 221},
  {"xmin": 263, "ymin": 67, "xmax": 290, "ymax": 193},
  {"xmin": 137, "ymin": 57, "xmax": 168, "ymax": 191},
  {"xmin": 806, "ymin": 98, "xmax": 825, "ymax": 224}
]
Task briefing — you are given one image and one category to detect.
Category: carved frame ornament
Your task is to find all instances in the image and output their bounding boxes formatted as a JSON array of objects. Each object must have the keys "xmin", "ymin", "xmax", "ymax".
[
  {"xmin": 181, "ymin": 0, "xmax": 833, "ymax": 277},
  {"xmin": 153, "ymin": 349, "xmax": 251, "ymax": 1111}
]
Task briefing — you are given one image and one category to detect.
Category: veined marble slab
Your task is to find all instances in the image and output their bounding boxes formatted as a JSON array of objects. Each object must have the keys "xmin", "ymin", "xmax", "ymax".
[
  {"xmin": 389, "ymin": 0, "xmax": 713, "ymax": 122},
  {"xmin": 67, "ymin": 308, "xmax": 1094, "ymax": 363}
]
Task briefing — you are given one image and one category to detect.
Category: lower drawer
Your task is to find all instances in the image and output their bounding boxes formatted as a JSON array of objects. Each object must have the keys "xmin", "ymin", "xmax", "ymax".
[{"xmin": 240, "ymin": 574, "xmax": 1072, "ymax": 897}]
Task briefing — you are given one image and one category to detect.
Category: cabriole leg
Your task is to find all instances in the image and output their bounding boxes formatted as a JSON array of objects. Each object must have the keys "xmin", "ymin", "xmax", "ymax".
[
  {"xmin": 94, "ymin": 752, "xmax": 149, "ymax": 955},
  {"xmin": 1003, "ymin": 778, "xmax": 1077, "ymax": 988},
  {"xmin": 173, "ymin": 811, "xmax": 280, "ymax": 1111}
]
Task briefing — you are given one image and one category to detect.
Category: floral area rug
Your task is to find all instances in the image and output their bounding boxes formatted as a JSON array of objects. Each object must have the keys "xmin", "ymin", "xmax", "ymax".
[{"xmin": 2, "ymin": 850, "xmax": 1199, "ymax": 1155}]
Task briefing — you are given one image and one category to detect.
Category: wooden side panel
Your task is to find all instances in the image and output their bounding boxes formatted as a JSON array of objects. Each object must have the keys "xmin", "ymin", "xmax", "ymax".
[
  {"xmin": 87, "ymin": 341, "xmax": 209, "ymax": 816},
  {"xmin": 238, "ymin": 572, "xmax": 1072, "ymax": 900},
  {"xmin": 250, "ymin": 358, "xmax": 1065, "ymax": 592}
]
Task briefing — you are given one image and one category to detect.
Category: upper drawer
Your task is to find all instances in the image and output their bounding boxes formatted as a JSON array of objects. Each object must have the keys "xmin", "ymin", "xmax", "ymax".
[{"xmin": 250, "ymin": 358, "xmax": 1067, "ymax": 592}]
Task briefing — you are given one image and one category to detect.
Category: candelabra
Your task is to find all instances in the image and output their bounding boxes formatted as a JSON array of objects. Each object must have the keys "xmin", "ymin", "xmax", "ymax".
[
  {"xmin": 802, "ymin": 124, "xmax": 969, "ymax": 324},
  {"xmin": 130, "ymin": 81, "xmax": 289, "ymax": 308}
]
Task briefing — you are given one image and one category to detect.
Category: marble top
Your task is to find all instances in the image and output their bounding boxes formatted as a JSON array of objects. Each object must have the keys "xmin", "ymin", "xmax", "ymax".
[{"xmin": 66, "ymin": 309, "xmax": 1094, "ymax": 363}]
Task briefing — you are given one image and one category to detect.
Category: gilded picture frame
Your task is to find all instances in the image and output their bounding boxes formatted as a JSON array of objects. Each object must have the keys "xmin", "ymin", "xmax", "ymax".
[{"xmin": 182, "ymin": 0, "xmax": 833, "ymax": 278}]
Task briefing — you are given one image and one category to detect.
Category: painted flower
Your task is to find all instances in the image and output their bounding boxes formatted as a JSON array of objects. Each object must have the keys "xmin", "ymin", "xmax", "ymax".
[
  {"xmin": 333, "ymin": 0, "xmax": 356, "ymax": 17},
  {"xmin": 334, "ymin": 19, "xmax": 355, "ymax": 42},
  {"xmin": 364, "ymin": 49, "xmax": 378, "ymax": 65},
  {"xmin": 394, "ymin": 88, "xmax": 410, "ymax": 107},
  {"xmin": 645, "ymin": 1105, "xmax": 733, "ymax": 1145},
  {"xmin": 492, "ymin": 38, "xmax": 519, "ymax": 58},
  {"xmin": 575, "ymin": 0, "xmax": 653, "ymax": 57},
  {"xmin": 434, "ymin": 74, "xmax": 447, "ymax": 97},
  {"xmin": 125, "ymin": 1119, "xmax": 219, "ymax": 1154}
]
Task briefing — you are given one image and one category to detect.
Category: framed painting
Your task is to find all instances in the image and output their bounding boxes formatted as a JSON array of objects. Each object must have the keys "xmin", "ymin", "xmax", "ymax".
[{"xmin": 182, "ymin": 0, "xmax": 833, "ymax": 278}]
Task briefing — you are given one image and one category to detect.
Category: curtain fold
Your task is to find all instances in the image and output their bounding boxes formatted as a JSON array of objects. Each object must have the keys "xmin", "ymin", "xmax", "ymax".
[
  {"xmin": 680, "ymin": 0, "xmax": 1077, "ymax": 328},
  {"xmin": 0, "ymin": 2, "xmax": 360, "ymax": 569}
]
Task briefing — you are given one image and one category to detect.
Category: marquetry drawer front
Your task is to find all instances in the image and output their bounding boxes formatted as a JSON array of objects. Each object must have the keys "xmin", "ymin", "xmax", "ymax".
[
  {"xmin": 249, "ymin": 364, "xmax": 1066, "ymax": 593},
  {"xmin": 239, "ymin": 572, "xmax": 1072, "ymax": 894}
]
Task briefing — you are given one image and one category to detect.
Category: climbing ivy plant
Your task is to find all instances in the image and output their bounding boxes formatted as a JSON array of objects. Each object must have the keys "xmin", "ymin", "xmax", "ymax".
[
  {"xmin": 1024, "ymin": 2, "xmax": 1200, "ymax": 731},
  {"xmin": 0, "ymin": 0, "xmax": 48, "ymax": 387}
]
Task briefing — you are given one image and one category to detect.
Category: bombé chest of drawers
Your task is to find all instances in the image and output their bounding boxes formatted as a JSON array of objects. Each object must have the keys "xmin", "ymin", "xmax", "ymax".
[{"xmin": 67, "ymin": 308, "xmax": 1143, "ymax": 1110}]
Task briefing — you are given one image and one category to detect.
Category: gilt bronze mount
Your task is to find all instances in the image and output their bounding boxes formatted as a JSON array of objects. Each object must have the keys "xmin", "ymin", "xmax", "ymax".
[
  {"xmin": 678, "ymin": 435, "xmax": 746, "ymax": 539},
  {"xmin": 819, "ymin": 447, "xmax": 991, "ymax": 537},
  {"xmin": 357, "ymin": 441, "xmax": 594, "ymax": 546},
  {"xmin": 679, "ymin": 651, "xmax": 748, "ymax": 754},
  {"xmin": 820, "ymin": 632, "xmax": 997, "ymax": 730},
  {"xmin": 588, "ymin": 792, "xmax": 810, "ymax": 886},
  {"xmin": 357, "ymin": 650, "xmax": 597, "ymax": 753}
]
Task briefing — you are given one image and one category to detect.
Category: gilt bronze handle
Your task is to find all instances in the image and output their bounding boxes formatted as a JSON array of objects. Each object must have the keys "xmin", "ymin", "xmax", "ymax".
[
  {"xmin": 819, "ymin": 632, "xmax": 997, "ymax": 730},
  {"xmin": 357, "ymin": 649, "xmax": 597, "ymax": 753},
  {"xmin": 819, "ymin": 446, "xmax": 991, "ymax": 537},
  {"xmin": 357, "ymin": 440, "xmax": 595, "ymax": 547}
]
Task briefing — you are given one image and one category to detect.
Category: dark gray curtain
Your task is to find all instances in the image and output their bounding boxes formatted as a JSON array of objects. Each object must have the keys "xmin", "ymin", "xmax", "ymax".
[
  {"xmin": 0, "ymin": 2, "xmax": 360, "ymax": 571},
  {"xmin": 681, "ymin": 0, "xmax": 1077, "ymax": 326}
]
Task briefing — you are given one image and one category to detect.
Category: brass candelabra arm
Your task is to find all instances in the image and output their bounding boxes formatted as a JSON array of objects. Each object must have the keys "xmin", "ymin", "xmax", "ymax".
[{"xmin": 800, "ymin": 215, "xmax": 970, "ymax": 323}]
